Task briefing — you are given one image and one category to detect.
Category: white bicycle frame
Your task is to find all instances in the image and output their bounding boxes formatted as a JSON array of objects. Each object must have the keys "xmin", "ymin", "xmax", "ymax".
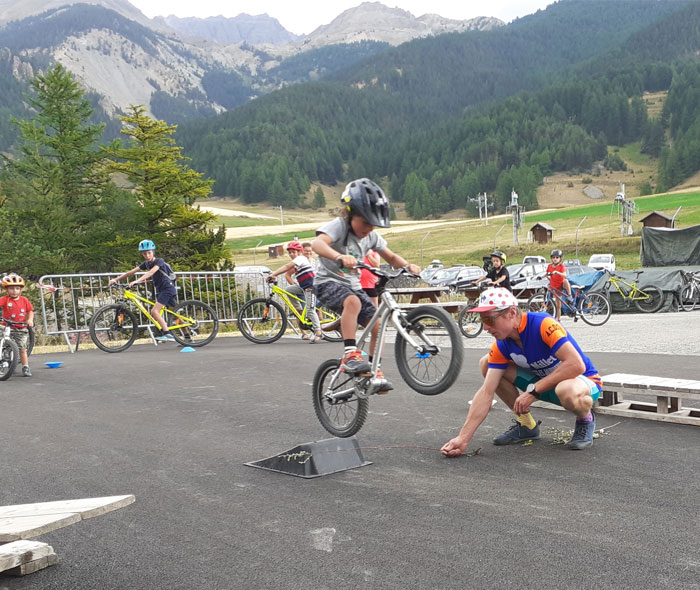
[{"xmin": 325, "ymin": 289, "xmax": 441, "ymax": 400}]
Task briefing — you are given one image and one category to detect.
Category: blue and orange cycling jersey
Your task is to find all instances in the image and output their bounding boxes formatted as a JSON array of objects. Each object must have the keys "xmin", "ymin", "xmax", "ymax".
[{"xmin": 487, "ymin": 312, "xmax": 601, "ymax": 386}]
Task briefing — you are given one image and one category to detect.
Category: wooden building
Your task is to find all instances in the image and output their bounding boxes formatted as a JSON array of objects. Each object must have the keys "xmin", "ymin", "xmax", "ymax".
[
  {"xmin": 639, "ymin": 211, "xmax": 674, "ymax": 228},
  {"xmin": 267, "ymin": 244, "xmax": 285, "ymax": 258},
  {"xmin": 529, "ymin": 222, "xmax": 555, "ymax": 244}
]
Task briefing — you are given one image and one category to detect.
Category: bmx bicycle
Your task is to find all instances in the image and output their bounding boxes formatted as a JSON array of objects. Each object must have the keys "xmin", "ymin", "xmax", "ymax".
[{"xmin": 312, "ymin": 264, "xmax": 464, "ymax": 437}]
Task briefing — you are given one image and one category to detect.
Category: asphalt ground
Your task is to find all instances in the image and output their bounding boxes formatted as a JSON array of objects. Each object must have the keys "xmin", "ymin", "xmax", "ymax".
[{"xmin": 1, "ymin": 314, "xmax": 700, "ymax": 590}]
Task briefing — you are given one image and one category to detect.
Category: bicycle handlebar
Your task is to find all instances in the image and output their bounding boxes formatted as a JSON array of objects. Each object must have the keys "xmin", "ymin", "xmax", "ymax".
[
  {"xmin": 2, "ymin": 319, "xmax": 28, "ymax": 328},
  {"xmin": 352, "ymin": 262, "xmax": 421, "ymax": 280}
]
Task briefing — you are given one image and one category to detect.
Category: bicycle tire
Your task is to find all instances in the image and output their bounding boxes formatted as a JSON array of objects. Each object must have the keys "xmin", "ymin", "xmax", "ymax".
[
  {"xmin": 634, "ymin": 285, "xmax": 664, "ymax": 313},
  {"xmin": 169, "ymin": 300, "xmax": 219, "ymax": 347},
  {"xmin": 89, "ymin": 305, "xmax": 138, "ymax": 353},
  {"xmin": 304, "ymin": 305, "xmax": 342, "ymax": 342},
  {"xmin": 237, "ymin": 298, "xmax": 287, "ymax": 344},
  {"xmin": 680, "ymin": 283, "xmax": 698, "ymax": 312},
  {"xmin": 26, "ymin": 326, "xmax": 35, "ymax": 356},
  {"xmin": 394, "ymin": 306, "xmax": 464, "ymax": 396},
  {"xmin": 527, "ymin": 292, "xmax": 555, "ymax": 316},
  {"xmin": 457, "ymin": 306, "xmax": 483, "ymax": 338},
  {"xmin": 578, "ymin": 292, "xmax": 612, "ymax": 326},
  {"xmin": 312, "ymin": 358, "xmax": 369, "ymax": 438},
  {"xmin": 0, "ymin": 338, "xmax": 19, "ymax": 380}
]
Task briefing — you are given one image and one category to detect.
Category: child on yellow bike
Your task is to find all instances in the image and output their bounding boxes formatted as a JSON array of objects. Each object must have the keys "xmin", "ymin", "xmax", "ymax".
[
  {"xmin": 267, "ymin": 241, "xmax": 323, "ymax": 343},
  {"xmin": 312, "ymin": 178, "xmax": 420, "ymax": 393},
  {"xmin": 108, "ymin": 239, "xmax": 178, "ymax": 342},
  {"xmin": 0, "ymin": 273, "xmax": 34, "ymax": 377}
]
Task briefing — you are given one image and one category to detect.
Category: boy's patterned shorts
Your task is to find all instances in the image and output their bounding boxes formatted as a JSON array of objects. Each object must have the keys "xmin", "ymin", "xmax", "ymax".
[{"xmin": 10, "ymin": 329, "xmax": 29, "ymax": 350}]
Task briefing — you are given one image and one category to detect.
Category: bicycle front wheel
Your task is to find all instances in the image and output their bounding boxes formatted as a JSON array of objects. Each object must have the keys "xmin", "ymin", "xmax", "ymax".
[
  {"xmin": 578, "ymin": 292, "xmax": 612, "ymax": 326},
  {"xmin": 680, "ymin": 284, "xmax": 698, "ymax": 312},
  {"xmin": 312, "ymin": 358, "xmax": 369, "ymax": 438},
  {"xmin": 457, "ymin": 306, "xmax": 483, "ymax": 338},
  {"xmin": 89, "ymin": 305, "xmax": 138, "ymax": 353},
  {"xmin": 237, "ymin": 298, "xmax": 287, "ymax": 343},
  {"xmin": 169, "ymin": 300, "xmax": 219, "ymax": 347},
  {"xmin": 0, "ymin": 338, "xmax": 19, "ymax": 380},
  {"xmin": 634, "ymin": 285, "xmax": 664, "ymax": 313},
  {"xmin": 394, "ymin": 306, "xmax": 464, "ymax": 396}
]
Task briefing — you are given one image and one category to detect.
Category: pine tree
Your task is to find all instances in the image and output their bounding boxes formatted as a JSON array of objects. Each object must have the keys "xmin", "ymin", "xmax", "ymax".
[{"xmin": 105, "ymin": 105, "xmax": 230, "ymax": 269}]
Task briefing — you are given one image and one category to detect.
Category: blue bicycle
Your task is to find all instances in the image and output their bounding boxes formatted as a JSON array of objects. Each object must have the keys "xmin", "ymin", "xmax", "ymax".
[{"xmin": 527, "ymin": 277, "xmax": 612, "ymax": 326}]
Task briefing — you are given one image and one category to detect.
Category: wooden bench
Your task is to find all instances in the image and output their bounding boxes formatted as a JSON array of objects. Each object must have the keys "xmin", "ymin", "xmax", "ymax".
[
  {"xmin": 0, "ymin": 495, "xmax": 134, "ymax": 577},
  {"xmin": 596, "ymin": 373, "xmax": 700, "ymax": 426},
  {"xmin": 396, "ymin": 301, "xmax": 465, "ymax": 314}
]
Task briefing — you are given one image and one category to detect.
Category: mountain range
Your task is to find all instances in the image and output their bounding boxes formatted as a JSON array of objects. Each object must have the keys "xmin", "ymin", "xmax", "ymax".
[{"xmin": 0, "ymin": 0, "xmax": 501, "ymax": 125}]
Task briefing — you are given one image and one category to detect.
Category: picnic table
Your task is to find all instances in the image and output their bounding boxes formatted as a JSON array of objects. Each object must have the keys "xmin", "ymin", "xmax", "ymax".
[
  {"xmin": 388, "ymin": 286, "xmax": 451, "ymax": 303},
  {"xmin": 0, "ymin": 495, "xmax": 135, "ymax": 576}
]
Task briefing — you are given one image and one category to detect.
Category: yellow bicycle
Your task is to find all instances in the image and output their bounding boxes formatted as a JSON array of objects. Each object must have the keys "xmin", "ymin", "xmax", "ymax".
[
  {"xmin": 237, "ymin": 281, "xmax": 341, "ymax": 343},
  {"xmin": 604, "ymin": 271, "xmax": 664, "ymax": 313},
  {"xmin": 89, "ymin": 284, "xmax": 219, "ymax": 352}
]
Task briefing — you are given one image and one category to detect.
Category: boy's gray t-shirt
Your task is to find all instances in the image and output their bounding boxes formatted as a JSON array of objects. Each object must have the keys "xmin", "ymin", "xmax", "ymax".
[{"xmin": 314, "ymin": 217, "xmax": 387, "ymax": 290}]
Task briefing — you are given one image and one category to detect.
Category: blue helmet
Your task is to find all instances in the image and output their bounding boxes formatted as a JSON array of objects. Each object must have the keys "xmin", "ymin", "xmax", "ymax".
[{"xmin": 138, "ymin": 239, "xmax": 156, "ymax": 251}]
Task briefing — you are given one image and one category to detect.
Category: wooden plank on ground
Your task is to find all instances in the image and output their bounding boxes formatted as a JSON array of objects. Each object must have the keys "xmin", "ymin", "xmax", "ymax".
[
  {"xmin": 0, "ymin": 495, "xmax": 135, "ymax": 542},
  {"xmin": 0, "ymin": 540, "xmax": 55, "ymax": 573}
]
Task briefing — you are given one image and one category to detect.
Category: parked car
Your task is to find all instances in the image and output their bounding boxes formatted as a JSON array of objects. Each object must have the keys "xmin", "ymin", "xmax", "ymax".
[
  {"xmin": 523, "ymin": 255, "xmax": 547, "ymax": 264},
  {"xmin": 420, "ymin": 260, "xmax": 444, "ymax": 282},
  {"xmin": 428, "ymin": 265, "xmax": 485, "ymax": 289},
  {"xmin": 507, "ymin": 262, "xmax": 549, "ymax": 290},
  {"xmin": 587, "ymin": 254, "xmax": 616, "ymax": 272},
  {"xmin": 564, "ymin": 260, "xmax": 595, "ymax": 276},
  {"xmin": 234, "ymin": 265, "xmax": 271, "ymax": 275}
]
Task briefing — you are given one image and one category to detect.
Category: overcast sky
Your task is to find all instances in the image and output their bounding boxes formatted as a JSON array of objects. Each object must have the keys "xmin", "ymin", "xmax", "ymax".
[{"xmin": 129, "ymin": 0, "xmax": 554, "ymax": 35}]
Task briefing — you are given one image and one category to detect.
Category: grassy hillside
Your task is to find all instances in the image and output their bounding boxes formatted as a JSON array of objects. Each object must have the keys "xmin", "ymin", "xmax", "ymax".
[{"xmin": 223, "ymin": 191, "xmax": 700, "ymax": 271}]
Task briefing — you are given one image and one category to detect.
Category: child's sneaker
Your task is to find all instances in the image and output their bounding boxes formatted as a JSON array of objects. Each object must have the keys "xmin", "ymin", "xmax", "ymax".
[
  {"xmin": 374, "ymin": 368, "xmax": 393, "ymax": 394},
  {"xmin": 493, "ymin": 419, "xmax": 541, "ymax": 445},
  {"xmin": 156, "ymin": 333, "xmax": 175, "ymax": 342},
  {"xmin": 340, "ymin": 350, "xmax": 371, "ymax": 375},
  {"xmin": 22, "ymin": 366, "xmax": 32, "ymax": 377}
]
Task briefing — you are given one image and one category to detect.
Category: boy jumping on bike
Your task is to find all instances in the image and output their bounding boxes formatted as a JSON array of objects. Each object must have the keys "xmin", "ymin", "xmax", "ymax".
[
  {"xmin": 108, "ymin": 239, "xmax": 178, "ymax": 342},
  {"xmin": 267, "ymin": 241, "xmax": 323, "ymax": 343},
  {"xmin": 312, "ymin": 178, "xmax": 420, "ymax": 393},
  {"xmin": 547, "ymin": 249, "xmax": 572, "ymax": 321},
  {"xmin": 0, "ymin": 273, "xmax": 34, "ymax": 377}
]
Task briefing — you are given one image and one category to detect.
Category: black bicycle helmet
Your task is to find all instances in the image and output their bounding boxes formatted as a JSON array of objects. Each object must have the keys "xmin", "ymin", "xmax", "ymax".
[
  {"xmin": 490, "ymin": 250, "xmax": 507, "ymax": 263},
  {"xmin": 550, "ymin": 249, "xmax": 563, "ymax": 258},
  {"xmin": 341, "ymin": 178, "xmax": 391, "ymax": 228}
]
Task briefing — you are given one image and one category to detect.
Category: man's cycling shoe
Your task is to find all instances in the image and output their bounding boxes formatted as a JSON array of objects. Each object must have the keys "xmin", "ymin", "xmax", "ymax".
[{"xmin": 493, "ymin": 419, "xmax": 541, "ymax": 445}]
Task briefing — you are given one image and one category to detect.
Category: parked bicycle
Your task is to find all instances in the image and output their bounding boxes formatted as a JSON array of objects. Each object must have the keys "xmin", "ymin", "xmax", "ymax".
[
  {"xmin": 604, "ymin": 270, "xmax": 664, "ymax": 313},
  {"xmin": 678, "ymin": 270, "xmax": 700, "ymax": 312},
  {"xmin": 312, "ymin": 264, "xmax": 464, "ymax": 437},
  {"xmin": 455, "ymin": 281, "xmax": 489, "ymax": 338},
  {"xmin": 89, "ymin": 284, "xmax": 219, "ymax": 352},
  {"xmin": 237, "ymin": 280, "xmax": 341, "ymax": 344},
  {"xmin": 0, "ymin": 319, "xmax": 23, "ymax": 380},
  {"xmin": 528, "ymin": 276, "xmax": 612, "ymax": 326}
]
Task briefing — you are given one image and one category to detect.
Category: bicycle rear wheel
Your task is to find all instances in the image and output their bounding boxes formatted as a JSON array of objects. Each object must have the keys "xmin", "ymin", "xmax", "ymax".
[
  {"xmin": 680, "ymin": 283, "xmax": 698, "ymax": 312},
  {"xmin": 169, "ymin": 300, "xmax": 219, "ymax": 347},
  {"xmin": 237, "ymin": 298, "xmax": 287, "ymax": 343},
  {"xmin": 312, "ymin": 359, "xmax": 369, "ymax": 437},
  {"xmin": 0, "ymin": 338, "xmax": 19, "ymax": 380},
  {"xmin": 457, "ymin": 306, "xmax": 483, "ymax": 338},
  {"xmin": 578, "ymin": 292, "xmax": 612, "ymax": 326},
  {"xmin": 26, "ymin": 326, "xmax": 35, "ymax": 356},
  {"xmin": 89, "ymin": 305, "xmax": 138, "ymax": 353},
  {"xmin": 318, "ymin": 306, "xmax": 342, "ymax": 342},
  {"xmin": 394, "ymin": 306, "xmax": 464, "ymax": 396},
  {"xmin": 634, "ymin": 285, "xmax": 664, "ymax": 313}
]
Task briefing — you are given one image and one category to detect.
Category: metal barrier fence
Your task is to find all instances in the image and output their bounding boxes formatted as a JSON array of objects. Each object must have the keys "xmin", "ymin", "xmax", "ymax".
[{"xmin": 38, "ymin": 271, "xmax": 273, "ymax": 352}]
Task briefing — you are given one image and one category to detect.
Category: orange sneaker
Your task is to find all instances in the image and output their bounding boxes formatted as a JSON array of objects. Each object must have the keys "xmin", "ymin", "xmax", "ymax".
[
  {"xmin": 340, "ymin": 350, "xmax": 371, "ymax": 375},
  {"xmin": 375, "ymin": 368, "xmax": 394, "ymax": 394}
]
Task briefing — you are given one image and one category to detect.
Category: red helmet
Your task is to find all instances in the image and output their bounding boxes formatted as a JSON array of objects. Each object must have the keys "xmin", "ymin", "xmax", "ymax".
[{"xmin": 286, "ymin": 241, "xmax": 303, "ymax": 251}]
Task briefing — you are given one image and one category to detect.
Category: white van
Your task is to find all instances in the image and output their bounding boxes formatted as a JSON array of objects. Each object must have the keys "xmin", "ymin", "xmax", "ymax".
[{"xmin": 587, "ymin": 254, "xmax": 616, "ymax": 272}]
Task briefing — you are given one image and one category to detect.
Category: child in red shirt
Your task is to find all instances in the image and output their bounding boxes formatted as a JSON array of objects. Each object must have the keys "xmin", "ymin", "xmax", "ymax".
[
  {"xmin": 547, "ymin": 250, "xmax": 572, "ymax": 321},
  {"xmin": 0, "ymin": 274, "xmax": 34, "ymax": 377}
]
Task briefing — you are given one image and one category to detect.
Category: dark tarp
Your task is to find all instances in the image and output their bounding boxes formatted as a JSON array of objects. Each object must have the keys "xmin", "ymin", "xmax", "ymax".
[{"xmin": 640, "ymin": 225, "xmax": 700, "ymax": 267}]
